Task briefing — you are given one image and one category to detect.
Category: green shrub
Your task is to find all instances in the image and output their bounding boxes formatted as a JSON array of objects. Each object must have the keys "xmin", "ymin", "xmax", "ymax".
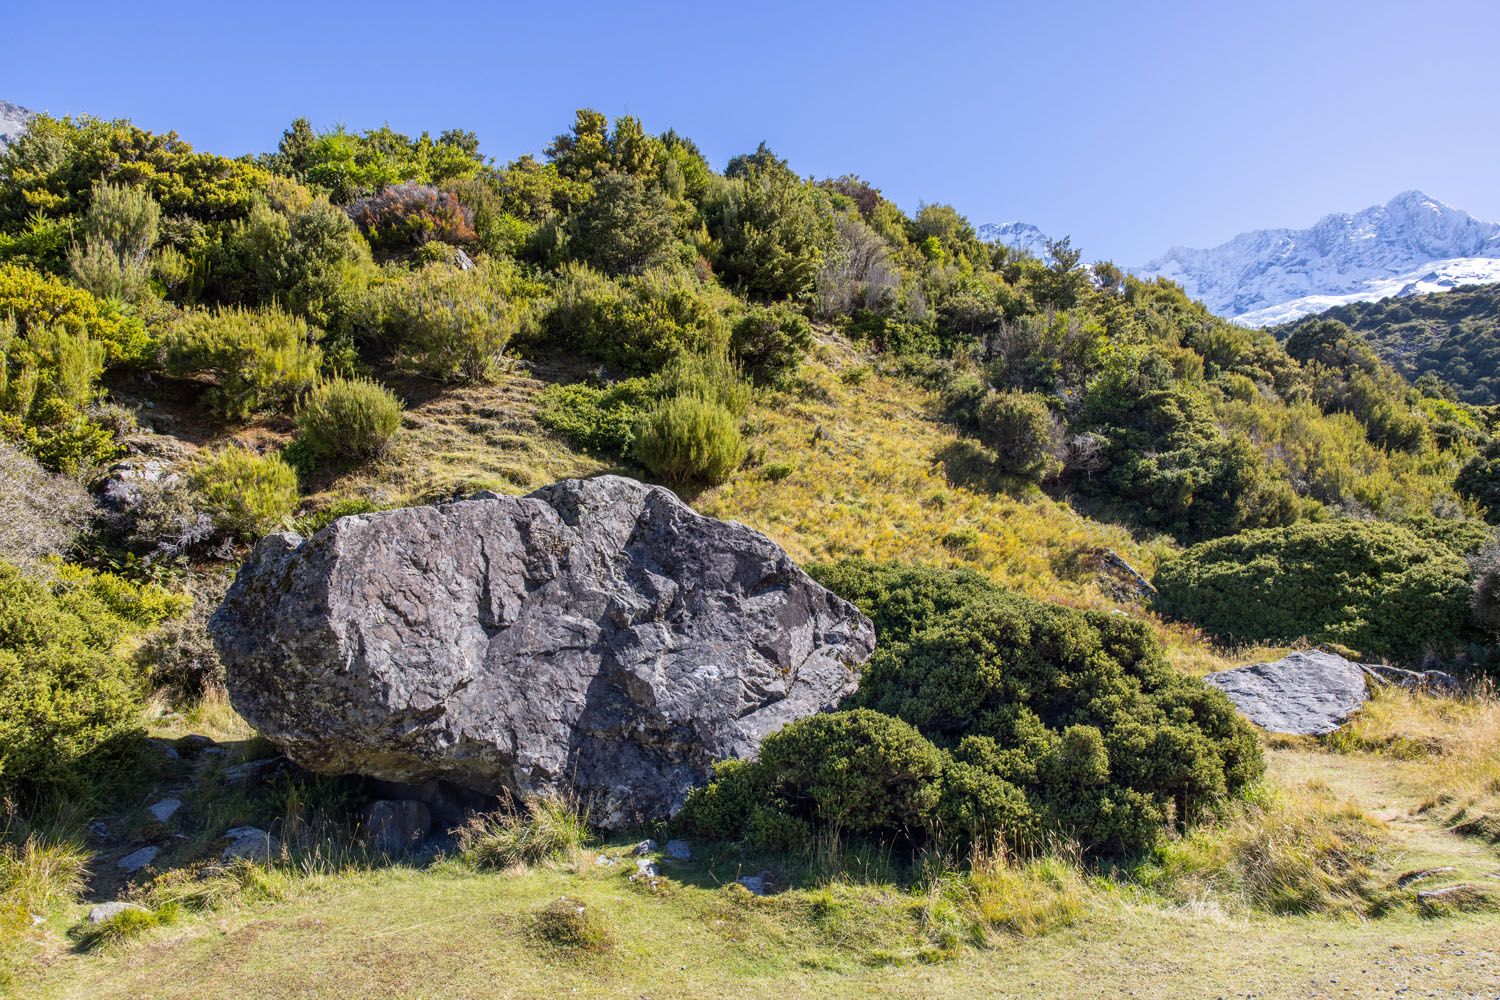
[
  {"xmin": 683, "ymin": 562, "xmax": 1262, "ymax": 856},
  {"xmin": 0, "ymin": 263, "xmax": 151, "ymax": 365},
  {"xmin": 0, "ymin": 313, "xmax": 119, "ymax": 473},
  {"xmin": 531, "ymin": 898, "xmax": 613, "ymax": 952},
  {"xmin": 163, "ymin": 306, "xmax": 322, "ymax": 419},
  {"xmin": 730, "ymin": 303, "xmax": 813, "ymax": 383},
  {"xmin": 536, "ymin": 378, "xmax": 655, "ymax": 456},
  {"xmin": 1153, "ymin": 519, "xmax": 1474, "ymax": 663},
  {"xmin": 634, "ymin": 394, "xmax": 745, "ymax": 485},
  {"xmin": 974, "ymin": 390, "xmax": 1062, "ymax": 481},
  {"xmin": 376, "ymin": 259, "xmax": 530, "ymax": 383},
  {"xmin": 1456, "ymin": 448, "xmax": 1500, "ymax": 524},
  {"xmin": 546, "ymin": 263, "xmax": 729, "ymax": 374},
  {"xmin": 0, "ymin": 562, "xmax": 184, "ymax": 798},
  {"xmin": 67, "ymin": 181, "xmax": 160, "ymax": 303},
  {"xmin": 295, "ymin": 376, "xmax": 403, "ymax": 461},
  {"xmin": 190, "ymin": 447, "xmax": 298, "ymax": 540}
]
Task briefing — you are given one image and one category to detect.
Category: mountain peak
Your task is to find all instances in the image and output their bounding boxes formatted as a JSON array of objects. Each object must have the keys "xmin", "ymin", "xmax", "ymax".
[
  {"xmin": 0, "ymin": 100, "xmax": 35, "ymax": 150},
  {"xmin": 1136, "ymin": 191, "xmax": 1500, "ymax": 324}
]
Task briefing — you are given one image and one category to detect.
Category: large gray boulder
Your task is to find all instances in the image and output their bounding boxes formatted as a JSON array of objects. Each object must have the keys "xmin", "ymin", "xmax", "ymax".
[
  {"xmin": 210, "ymin": 476, "xmax": 873, "ymax": 828},
  {"xmin": 1203, "ymin": 649, "xmax": 1368, "ymax": 736}
]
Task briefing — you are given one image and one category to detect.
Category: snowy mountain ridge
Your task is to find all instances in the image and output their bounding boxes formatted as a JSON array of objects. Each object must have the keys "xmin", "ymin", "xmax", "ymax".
[
  {"xmin": 0, "ymin": 100, "xmax": 34, "ymax": 150},
  {"xmin": 1136, "ymin": 190, "xmax": 1500, "ymax": 326},
  {"xmin": 977, "ymin": 220, "xmax": 1052, "ymax": 258}
]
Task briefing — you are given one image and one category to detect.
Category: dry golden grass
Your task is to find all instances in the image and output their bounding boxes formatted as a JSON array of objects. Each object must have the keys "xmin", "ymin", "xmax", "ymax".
[
  {"xmin": 698, "ymin": 339, "xmax": 1169, "ymax": 612},
  {"xmin": 1329, "ymin": 681, "xmax": 1500, "ymax": 837}
]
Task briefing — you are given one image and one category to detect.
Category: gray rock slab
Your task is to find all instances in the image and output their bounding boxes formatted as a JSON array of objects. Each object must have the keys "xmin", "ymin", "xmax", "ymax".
[
  {"xmin": 1203, "ymin": 649, "xmax": 1368, "ymax": 736},
  {"xmin": 88, "ymin": 901, "xmax": 147, "ymax": 923},
  {"xmin": 147, "ymin": 798, "xmax": 181, "ymax": 823},
  {"xmin": 116, "ymin": 846, "xmax": 159, "ymax": 873}
]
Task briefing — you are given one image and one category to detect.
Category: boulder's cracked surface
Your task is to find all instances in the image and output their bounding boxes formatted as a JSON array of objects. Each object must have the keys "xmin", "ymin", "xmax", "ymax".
[{"xmin": 210, "ymin": 476, "xmax": 873, "ymax": 827}]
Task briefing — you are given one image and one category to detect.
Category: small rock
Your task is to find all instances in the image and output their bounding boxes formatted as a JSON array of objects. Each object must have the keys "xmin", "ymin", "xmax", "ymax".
[
  {"xmin": 30, "ymin": 913, "xmax": 44, "ymax": 926},
  {"xmin": 736, "ymin": 871, "xmax": 774, "ymax": 896},
  {"xmin": 179, "ymin": 734, "xmax": 215, "ymax": 752},
  {"xmin": 146, "ymin": 738, "xmax": 180, "ymax": 761},
  {"xmin": 116, "ymin": 846, "xmax": 159, "ymax": 873},
  {"xmin": 632, "ymin": 839, "xmax": 658, "ymax": 856},
  {"xmin": 148, "ymin": 798, "xmax": 182, "ymax": 823},
  {"xmin": 664, "ymin": 839, "xmax": 693, "ymax": 861},
  {"xmin": 635, "ymin": 857, "xmax": 661, "ymax": 877},
  {"xmin": 363, "ymin": 799, "xmax": 431, "ymax": 853},
  {"xmin": 88, "ymin": 901, "xmax": 147, "ymax": 924},
  {"xmin": 1397, "ymin": 866, "xmax": 1456, "ymax": 888},
  {"xmin": 1360, "ymin": 663, "xmax": 1462, "ymax": 694},
  {"xmin": 224, "ymin": 758, "xmax": 276, "ymax": 783},
  {"xmin": 87, "ymin": 821, "xmax": 112, "ymax": 842},
  {"xmin": 221, "ymin": 826, "xmax": 278, "ymax": 863}
]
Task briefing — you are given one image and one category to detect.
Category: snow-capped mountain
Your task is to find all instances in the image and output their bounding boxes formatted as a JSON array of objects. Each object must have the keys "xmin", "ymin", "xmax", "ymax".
[
  {"xmin": 1137, "ymin": 191, "xmax": 1500, "ymax": 327},
  {"xmin": 0, "ymin": 100, "xmax": 34, "ymax": 150},
  {"xmin": 978, "ymin": 221, "xmax": 1051, "ymax": 258}
]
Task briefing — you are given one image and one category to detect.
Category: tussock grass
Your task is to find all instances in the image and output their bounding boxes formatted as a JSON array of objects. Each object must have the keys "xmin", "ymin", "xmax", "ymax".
[
  {"xmin": 145, "ymin": 686, "xmax": 256, "ymax": 743},
  {"xmin": 134, "ymin": 858, "xmax": 290, "ymax": 914},
  {"xmin": 457, "ymin": 795, "xmax": 591, "ymax": 870},
  {"xmin": 73, "ymin": 902, "xmax": 180, "ymax": 951},
  {"xmin": 0, "ymin": 831, "xmax": 90, "ymax": 916},
  {"xmin": 961, "ymin": 852, "xmax": 1089, "ymax": 938},
  {"xmin": 1136, "ymin": 782, "xmax": 1394, "ymax": 916},
  {"xmin": 531, "ymin": 897, "xmax": 614, "ymax": 952}
]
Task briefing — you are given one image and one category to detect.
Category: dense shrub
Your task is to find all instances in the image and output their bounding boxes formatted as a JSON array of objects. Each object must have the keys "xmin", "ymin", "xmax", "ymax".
[
  {"xmin": 67, "ymin": 181, "xmax": 160, "ymax": 302},
  {"xmin": 682, "ymin": 561, "xmax": 1262, "ymax": 856},
  {"xmin": 0, "ymin": 263, "xmax": 151, "ymax": 365},
  {"xmin": 344, "ymin": 183, "xmax": 475, "ymax": 256},
  {"xmin": 0, "ymin": 561, "xmax": 185, "ymax": 798},
  {"xmin": 162, "ymin": 306, "xmax": 322, "ymax": 419},
  {"xmin": 1455, "ymin": 448, "xmax": 1500, "ymax": 524},
  {"xmin": 189, "ymin": 447, "xmax": 298, "ymax": 539},
  {"xmin": 634, "ymin": 393, "xmax": 745, "ymax": 485},
  {"xmin": 0, "ymin": 315, "xmax": 118, "ymax": 472},
  {"xmin": 563, "ymin": 170, "xmax": 681, "ymax": 276},
  {"xmin": 1153, "ymin": 519, "xmax": 1473, "ymax": 662},
  {"xmin": 706, "ymin": 152, "xmax": 831, "ymax": 300},
  {"xmin": 375, "ymin": 259, "xmax": 530, "ymax": 382},
  {"xmin": 546, "ymin": 263, "xmax": 728, "ymax": 373},
  {"xmin": 536, "ymin": 377, "xmax": 655, "ymax": 455},
  {"xmin": 731, "ymin": 303, "xmax": 813, "ymax": 383},
  {"xmin": 295, "ymin": 376, "xmax": 403, "ymax": 461},
  {"xmin": 974, "ymin": 390, "xmax": 1063, "ymax": 481},
  {"xmin": 0, "ymin": 443, "xmax": 95, "ymax": 565}
]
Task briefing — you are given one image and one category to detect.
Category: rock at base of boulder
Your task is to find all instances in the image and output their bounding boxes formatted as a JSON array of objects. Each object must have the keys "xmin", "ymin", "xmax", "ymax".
[
  {"xmin": 221, "ymin": 826, "xmax": 279, "ymax": 863},
  {"xmin": 1360, "ymin": 663, "xmax": 1461, "ymax": 694},
  {"xmin": 210, "ymin": 475, "xmax": 875, "ymax": 829},
  {"xmin": 116, "ymin": 846, "xmax": 159, "ymax": 873},
  {"xmin": 88, "ymin": 901, "xmax": 147, "ymax": 923},
  {"xmin": 364, "ymin": 799, "xmax": 432, "ymax": 853},
  {"xmin": 664, "ymin": 839, "xmax": 693, "ymax": 861},
  {"xmin": 1203, "ymin": 650, "xmax": 1367, "ymax": 736}
]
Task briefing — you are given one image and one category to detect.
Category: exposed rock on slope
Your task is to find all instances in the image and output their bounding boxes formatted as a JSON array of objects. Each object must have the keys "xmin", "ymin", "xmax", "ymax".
[
  {"xmin": 210, "ymin": 475, "xmax": 874, "ymax": 827},
  {"xmin": 1204, "ymin": 649, "xmax": 1367, "ymax": 736}
]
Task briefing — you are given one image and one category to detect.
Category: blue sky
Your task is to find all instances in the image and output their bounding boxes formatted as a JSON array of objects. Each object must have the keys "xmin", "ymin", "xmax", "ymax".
[{"xmin": 5, "ymin": 0, "xmax": 1496, "ymax": 263}]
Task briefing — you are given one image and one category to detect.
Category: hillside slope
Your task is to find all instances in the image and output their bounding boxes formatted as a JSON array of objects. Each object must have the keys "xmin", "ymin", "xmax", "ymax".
[{"xmin": 1277, "ymin": 282, "xmax": 1500, "ymax": 405}]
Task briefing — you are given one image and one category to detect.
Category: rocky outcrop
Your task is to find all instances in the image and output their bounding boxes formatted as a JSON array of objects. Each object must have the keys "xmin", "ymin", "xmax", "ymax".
[
  {"xmin": 210, "ymin": 476, "xmax": 874, "ymax": 828},
  {"xmin": 1203, "ymin": 649, "xmax": 1368, "ymax": 736}
]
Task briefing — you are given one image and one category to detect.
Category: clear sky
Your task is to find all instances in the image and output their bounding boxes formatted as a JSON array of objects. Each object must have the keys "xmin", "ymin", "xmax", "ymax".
[{"xmin": 5, "ymin": 0, "xmax": 1497, "ymax": 264}]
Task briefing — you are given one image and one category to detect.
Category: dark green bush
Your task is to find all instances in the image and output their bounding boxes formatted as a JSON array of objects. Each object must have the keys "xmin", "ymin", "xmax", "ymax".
[
  {"xmin": 1153, "ymin": 519, "xmax": 1473, "ymax": 662},
  {"xmin": 295, "ymin": 376, "xmax": 403, "ymax": 461},
  {"xmin": 0, "ymin": 562, "xmax": 185, "ymax": 798},
  {"xmin": 730, "ymin": 303, "xmax": 813, "ymax": 383},
  {"xmin": 536, "ymin": 378, "xmax": 655, "ymax": 456},
  {"xmin": 974, "ymin": 390, "xmax": 1062, "ymax": 481},
  {"xmin": 682, "ymin": 560, "xmax": 1262, "ymax": 856},
  {"xmin": 546, "ymin": 263, "xmax": 728, "ymax": 374}
]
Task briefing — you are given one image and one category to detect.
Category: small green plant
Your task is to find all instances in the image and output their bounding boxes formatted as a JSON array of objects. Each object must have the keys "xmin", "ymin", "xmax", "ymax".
[
  {"xmin": 190, "ymin": 447, "xmax": 299, "ymax": 539},
  {"xmin": 634, "ymin": 394, "xmax": 745, "ymax": 484},
  {"xmin": 74, "ymin": 902, "xmax": 181, "ymax": 951},
  {"xmin": 531, "ymin": 897, "xmax": 613, "ymax": 952},
  {"xmin": 295, "ymin": 376, "xmax": 403, "ymax": 462},
  {"xmin": 456, "ymin": 795, "xmax": 589, "ymax": 869}
]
